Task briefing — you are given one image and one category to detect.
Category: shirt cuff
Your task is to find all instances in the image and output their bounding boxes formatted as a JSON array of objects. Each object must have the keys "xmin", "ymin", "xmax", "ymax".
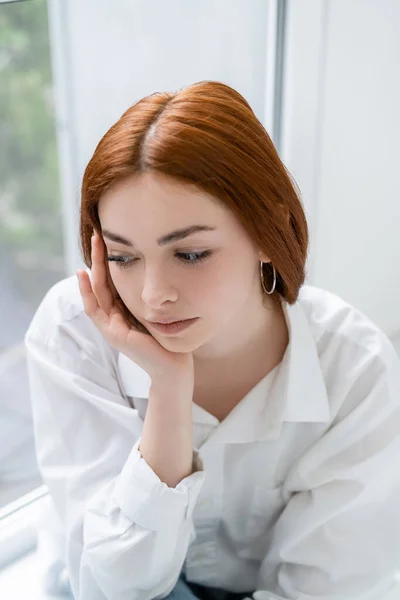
[{"xmin": 112, "ymin": 437, "xmax": 205, "ymax": 531}]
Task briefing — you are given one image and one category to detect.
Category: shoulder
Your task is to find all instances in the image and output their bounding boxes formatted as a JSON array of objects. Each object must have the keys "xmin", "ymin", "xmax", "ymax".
[
  {"xmin": 24, "ymin": 271, "xmax": 114, "ymax": 363},
  {"xmin": 298, "ymin": 284, "xmax": 400, "ymax": 417},
  {"xmin": 299, "ymin": 284, "xmax": 394, "ymax": 361},
  {"xmin": 25, "ymin": 272, "xmax": 87, "ymax": 340},
  {"xmin": 26, "ymin": 273, "xmax": 85, "ymax": 334}
]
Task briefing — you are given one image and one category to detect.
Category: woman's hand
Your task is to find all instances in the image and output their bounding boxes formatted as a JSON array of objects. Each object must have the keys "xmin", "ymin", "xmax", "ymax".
[{"xmin": 76, "ymin": 232, "xmax": 194, "ymax": 382}]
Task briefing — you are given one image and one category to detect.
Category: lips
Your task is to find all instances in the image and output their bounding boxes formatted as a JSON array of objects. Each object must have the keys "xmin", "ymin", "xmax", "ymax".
[
  {"xmin": 147, "ymin": 318, "xmax": 198, "ymax": 334},
  {"xmin": 148, "ymin": 318, "xmax": 192, "ymax": 324}
]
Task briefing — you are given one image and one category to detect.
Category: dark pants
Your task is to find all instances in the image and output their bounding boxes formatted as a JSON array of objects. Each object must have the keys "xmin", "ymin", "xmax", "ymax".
[{"xmin": 165, "ymin": 573, "xmax": 254, "ymax": 600}]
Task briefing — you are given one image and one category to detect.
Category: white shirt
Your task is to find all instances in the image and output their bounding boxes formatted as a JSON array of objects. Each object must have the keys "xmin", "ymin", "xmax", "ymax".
[{"xmin": 24, "ymin": 273, "xmax": 400, "ymax": 600}]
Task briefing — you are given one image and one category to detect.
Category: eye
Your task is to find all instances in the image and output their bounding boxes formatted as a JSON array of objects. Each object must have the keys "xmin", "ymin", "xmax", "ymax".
[
  {"xmin": 176, "ymin": 251, "xmax": 212, "ymax": 265},
  {"xmin": 107, "ymin": 250, "xmax": 212, "ymax": 269},
  {"xmin": 107, "ymin": 256, "xmax": 136, "ymax": 269}
]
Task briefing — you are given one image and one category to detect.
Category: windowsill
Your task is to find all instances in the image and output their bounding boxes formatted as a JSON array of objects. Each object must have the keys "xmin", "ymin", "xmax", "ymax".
[
  {"xmin": 0, "ymin": 484, "xmax": 73, "ymax": 597},
  {"xmin": 0, "ymin": 485, "xmax": 48, "ymax": 569},
  {"xmin": 0, "ymin": 476, "xmax": 43, "ymax": 509},
  {"xmin": 0, "ymin": 547, "xmax": 72, "ymax": 599}
]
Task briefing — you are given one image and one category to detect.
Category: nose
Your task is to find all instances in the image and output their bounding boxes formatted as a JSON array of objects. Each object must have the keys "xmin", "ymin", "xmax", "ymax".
[{"xmin": 141, "ymin": 265, "xmax": 179, "ymax": 307}]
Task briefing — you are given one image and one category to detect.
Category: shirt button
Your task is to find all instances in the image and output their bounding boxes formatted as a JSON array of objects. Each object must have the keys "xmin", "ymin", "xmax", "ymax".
[{"xmin": 199, "ymin": 498, "xmax": 212, "ymax": 508}]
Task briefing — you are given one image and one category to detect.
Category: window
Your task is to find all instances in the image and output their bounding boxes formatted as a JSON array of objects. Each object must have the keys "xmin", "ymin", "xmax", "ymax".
[{"xmin": 0, "ymin": 0, "xmax": 65, "ymax": 509}]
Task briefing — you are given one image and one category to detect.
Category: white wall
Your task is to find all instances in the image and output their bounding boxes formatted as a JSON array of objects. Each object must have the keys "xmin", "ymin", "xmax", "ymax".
[
  {"xmin": 282, "ymin": 0, "xmax": 400, "ymax": 339},
  {"xmin": 47, "ymin": 0, "xmax": 278, "ymax": 275}
]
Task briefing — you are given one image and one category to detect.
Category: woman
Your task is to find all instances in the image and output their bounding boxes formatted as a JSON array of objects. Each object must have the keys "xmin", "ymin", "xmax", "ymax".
[{"xmin": 25, "ymin": 81, "xmax": 400, "ymax": 600}]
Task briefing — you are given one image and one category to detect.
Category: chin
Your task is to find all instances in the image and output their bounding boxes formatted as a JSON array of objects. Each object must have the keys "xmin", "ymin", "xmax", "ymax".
[{"xmin": 154, "ymin": 332, "xmax": 206, "ymax": 354}]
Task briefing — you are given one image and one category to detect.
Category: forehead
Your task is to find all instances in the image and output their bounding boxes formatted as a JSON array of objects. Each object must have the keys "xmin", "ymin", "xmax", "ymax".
[
  {"xmin": 98, "ymin": 172, "xmax": 256, "ymax": 253},
  {"xmin": 99, "ymin": 171, "xmax": 224, "ymax": 222}
]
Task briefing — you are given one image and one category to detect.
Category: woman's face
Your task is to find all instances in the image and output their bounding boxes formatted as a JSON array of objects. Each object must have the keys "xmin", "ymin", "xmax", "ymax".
[{"xmin": 98, "ymin": 171, "xmax": 272, "ymax": 357}]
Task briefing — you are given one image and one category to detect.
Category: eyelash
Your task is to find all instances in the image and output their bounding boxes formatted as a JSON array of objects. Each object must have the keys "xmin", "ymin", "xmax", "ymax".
[{"xmin": 107, "ymin": 251, "xmax": 212, "ymax": 269}]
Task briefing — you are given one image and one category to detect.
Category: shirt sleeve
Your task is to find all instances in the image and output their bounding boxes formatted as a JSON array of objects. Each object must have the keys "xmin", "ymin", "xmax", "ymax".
[
  {"xmin": 24, "ymin": 313, "xmax": 205, "ymax": 600},
  {"xmin": 254, "ymin": 341, "xmax": 400, "ymax": 600}
]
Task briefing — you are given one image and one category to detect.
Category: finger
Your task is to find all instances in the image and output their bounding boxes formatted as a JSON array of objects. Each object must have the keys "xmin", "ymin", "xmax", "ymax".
[
  {"xmin": 97, "ymin": 230, "xmax": 123, "ymax": 303},
  {"xmin": 78, "ymin": 270, "xmax": 139, "ymax": 350},
  {"xmin": 95, "ymin": 232, "xmax": 121, "ymax": 302},
  {"xmin": 76, "ymin": 269, "xmax": 111, "ymax": 331},
  {"xmin": 91, "ymin": 233, "xmax": 114, "ymax": 313},
  {"xmin": 104, "ymin": 251, "xmax": 120, "ymax": 300}
]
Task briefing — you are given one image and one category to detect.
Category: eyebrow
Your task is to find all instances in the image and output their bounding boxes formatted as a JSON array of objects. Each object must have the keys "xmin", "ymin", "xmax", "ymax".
[{"xmin": 101, "ymin": 225, "xmax": 217, "ymax": 248}]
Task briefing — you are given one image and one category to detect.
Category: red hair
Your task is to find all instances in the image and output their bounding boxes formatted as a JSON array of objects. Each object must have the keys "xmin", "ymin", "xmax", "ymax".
[{"xmin": 80, "ymin": 80, "xmax": 308, "ymax": 310}]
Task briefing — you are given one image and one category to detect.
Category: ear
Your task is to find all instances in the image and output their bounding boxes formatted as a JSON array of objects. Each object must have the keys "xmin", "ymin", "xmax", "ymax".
[{"xmin": 257, "ymin": 251, "xmax": 271, "ymax": 264}]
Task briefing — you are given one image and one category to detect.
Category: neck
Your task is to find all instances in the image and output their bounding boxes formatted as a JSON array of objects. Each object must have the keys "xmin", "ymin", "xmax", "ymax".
[{"xmin": 193, "ymin": 293, "xmax": 289, "ymax": 381}]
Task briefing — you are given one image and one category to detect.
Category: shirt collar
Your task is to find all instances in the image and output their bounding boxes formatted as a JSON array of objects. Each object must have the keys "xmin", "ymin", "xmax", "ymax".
[
  {"xmin": 117, "ymin": 291, "xmax": 330, "ymax": 444},
  {"xmin": 280, "ymin": 296, "xmax": 330, "ymax": 424}
]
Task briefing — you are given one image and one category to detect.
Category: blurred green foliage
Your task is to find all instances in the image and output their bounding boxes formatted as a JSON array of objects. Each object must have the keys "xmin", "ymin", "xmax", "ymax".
[{"xmin": 0, "ymin": 0, "xmax": 64, "ymax": 305}]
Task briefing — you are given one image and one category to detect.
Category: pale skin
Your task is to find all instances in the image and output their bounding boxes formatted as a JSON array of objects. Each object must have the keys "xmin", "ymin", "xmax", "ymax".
[{"xmin": 77, "ymin": 171, "xmax": 289, "ymax": 422}]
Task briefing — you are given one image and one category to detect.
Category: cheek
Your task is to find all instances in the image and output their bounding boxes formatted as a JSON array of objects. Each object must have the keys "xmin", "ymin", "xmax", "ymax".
[
  {"xmin": 108, "ymin": 267, "xmax": 136, "ymax": 305},
  {"xmin": 108, "ymin": 267, "xmax": 125, "ymax": 290},
  {"xmin": 213, "ymin": 261, "xmax": 256, "ymax": 306},
  {"xmin": 195, "ymin": 266, "xmax": 237, "ymax": 309}
]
